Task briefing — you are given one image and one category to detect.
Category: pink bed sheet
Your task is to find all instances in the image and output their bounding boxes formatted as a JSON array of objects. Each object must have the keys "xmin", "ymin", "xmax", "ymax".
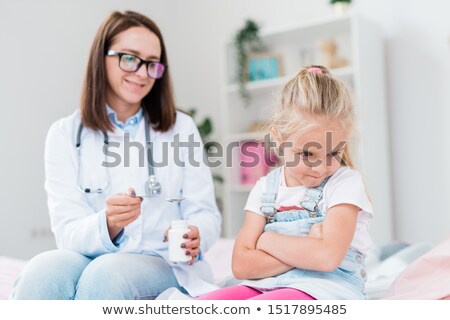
[{"xmin": 384, "ymin": 235, "xmax": 450, "ymax": 299}]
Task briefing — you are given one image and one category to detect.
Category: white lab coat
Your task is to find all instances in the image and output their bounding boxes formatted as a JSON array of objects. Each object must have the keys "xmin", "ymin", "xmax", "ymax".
[{"xmin": 44, "ymin": 109, "xmax": 222, "ymax": 296}]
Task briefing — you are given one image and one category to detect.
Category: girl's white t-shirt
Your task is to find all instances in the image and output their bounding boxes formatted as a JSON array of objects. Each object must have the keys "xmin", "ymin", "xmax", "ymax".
[{"xmin": 244, "ymin": 166, "xmax": 373, "ymax": 254}]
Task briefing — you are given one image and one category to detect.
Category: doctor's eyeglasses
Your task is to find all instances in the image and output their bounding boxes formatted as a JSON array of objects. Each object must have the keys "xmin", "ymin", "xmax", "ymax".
[{"xmin": 106, "ymin": 50, "xmax": 166, "ymax": 79}]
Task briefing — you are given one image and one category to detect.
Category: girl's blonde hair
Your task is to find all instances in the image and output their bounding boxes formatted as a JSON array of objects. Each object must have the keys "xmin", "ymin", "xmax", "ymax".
[{"xmin": 270, "ymin": 65, "xmax": 356, "ymax": 168}]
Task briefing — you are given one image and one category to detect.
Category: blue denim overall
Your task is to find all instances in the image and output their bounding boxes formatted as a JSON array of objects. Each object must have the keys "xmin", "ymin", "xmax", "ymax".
[{"xmin": 243, "ymin": 167, "xmax": 368, "ymax": 300}]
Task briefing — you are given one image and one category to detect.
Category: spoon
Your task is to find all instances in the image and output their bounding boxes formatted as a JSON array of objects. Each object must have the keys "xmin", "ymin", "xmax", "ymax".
[
  {"xmin": 137, "ymin": 195, "xmax": 186, "ymax": 203},
  {"xmin": 166, "ymin": 197, "xmax": 186, "ymax": 203}
]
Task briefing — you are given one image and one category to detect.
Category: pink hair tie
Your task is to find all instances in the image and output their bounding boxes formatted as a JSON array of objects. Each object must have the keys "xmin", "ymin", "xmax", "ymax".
[{"xmin": 307, "ymin": 67, "xmax": 322, "ymax": 74}]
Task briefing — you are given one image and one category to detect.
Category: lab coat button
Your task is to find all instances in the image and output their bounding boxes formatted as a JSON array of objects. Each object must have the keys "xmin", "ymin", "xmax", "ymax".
[{"xmin": 360, "ymin": 269, "xmax": 366, "ymax": 278}]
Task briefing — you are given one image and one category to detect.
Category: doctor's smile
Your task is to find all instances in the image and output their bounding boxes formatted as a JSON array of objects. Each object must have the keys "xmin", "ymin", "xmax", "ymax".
[{"xmin": 124, "ymin": 79, "xmax": 147, "ymax": 88}]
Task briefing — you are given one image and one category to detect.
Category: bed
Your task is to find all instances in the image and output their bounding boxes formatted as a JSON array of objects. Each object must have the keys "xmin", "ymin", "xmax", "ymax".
[
  {"xmin": 0, "ymin": 256, "xmax": 28, "ymax": 300},
  {"xmin": 0, "ymin": 239, "xmax": 235, "ymax": 300},
  {"xmin": 0, "ymin": 238, "xmax": 435, "ymax": 300}
]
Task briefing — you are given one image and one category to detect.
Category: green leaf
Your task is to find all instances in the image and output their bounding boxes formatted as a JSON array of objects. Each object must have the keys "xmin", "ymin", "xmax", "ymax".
[
  {"xmin": 234, "ymin": 19, "xmax": 262, "ymax": 106},
  {"xmin": 330, "ymin": 0, "xmax": 351, "ymax": 4},
  {"xmin": 198, "ymin": 118, "xmax": 213, "ymax": 139},
  {"xmin": 213, "ymin": 174, "xmax": 224, "ymax": 184}
]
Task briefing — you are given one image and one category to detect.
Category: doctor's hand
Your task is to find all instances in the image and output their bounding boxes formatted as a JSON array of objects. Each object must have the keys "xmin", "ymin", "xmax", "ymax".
[
  {"xmin": 105, "ymin": 187, "xmax": 143, "ymax": 240},
  {"xmin": 163, "ymin": 225, "xmax": 201, "ymax": 265}
]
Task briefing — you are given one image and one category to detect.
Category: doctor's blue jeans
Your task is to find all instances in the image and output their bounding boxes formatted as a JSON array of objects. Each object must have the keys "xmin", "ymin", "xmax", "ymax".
[{"xmin": 10, "ymin": 249, "xmax": 183, "ymax": 299}]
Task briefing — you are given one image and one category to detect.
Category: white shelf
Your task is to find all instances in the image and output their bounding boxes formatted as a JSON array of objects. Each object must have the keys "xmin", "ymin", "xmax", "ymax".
[
  {"xmin": 226, "ymin": 76, "xmax": 290, "ymax": 93},
  {"xmin": 330, "ymin": 65, "xmax": 354, "ymax": 78},
  {"xmin": 229, "ymin": 184, "xmax": 254, "ymax": 193},
  {"xmin": 226, "ymin": 66, "xmax": 354, "ymax": 94},
  {"xmin": 260, "ymin": 14, "xmax": 352, "ymax": 45},
  {"xmin": 225, "ymin": 131, "xmax": 268, "ymax": 143}
]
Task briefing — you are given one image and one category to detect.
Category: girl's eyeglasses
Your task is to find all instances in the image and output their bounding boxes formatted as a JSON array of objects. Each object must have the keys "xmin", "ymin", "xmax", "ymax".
[{"xmin": 106, "ymin": 50, "xmax": 166, "ymax": 79}]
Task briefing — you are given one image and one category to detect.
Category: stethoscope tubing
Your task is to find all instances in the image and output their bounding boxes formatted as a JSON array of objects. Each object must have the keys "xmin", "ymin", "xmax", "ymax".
[{"xmin": 75, "ymin": 113, "xmax": 160, "ymax": 195}]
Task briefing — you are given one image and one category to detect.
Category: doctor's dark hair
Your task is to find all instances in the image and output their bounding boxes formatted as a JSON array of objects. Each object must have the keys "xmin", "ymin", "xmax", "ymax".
[{"xmin": 80, "ymin": 11, "xmax": 176, "ymax": 132}]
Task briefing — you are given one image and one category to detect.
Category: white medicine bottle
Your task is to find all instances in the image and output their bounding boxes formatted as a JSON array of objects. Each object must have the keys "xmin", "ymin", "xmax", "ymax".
[{"xmin": 168, "ymin": 220, "xmax": 190, "ymax": 262}]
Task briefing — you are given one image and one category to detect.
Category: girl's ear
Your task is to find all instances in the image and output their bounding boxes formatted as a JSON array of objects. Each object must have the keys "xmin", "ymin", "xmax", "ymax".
[{"xmin": 270, "ymin": 127, "xmax": 282, "ymax": 148}]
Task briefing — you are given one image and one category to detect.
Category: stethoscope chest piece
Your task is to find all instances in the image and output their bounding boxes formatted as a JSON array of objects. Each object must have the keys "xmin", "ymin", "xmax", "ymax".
[{"xmin": 145, "ymin": 175, "xmax": 161, "ymax": 197}]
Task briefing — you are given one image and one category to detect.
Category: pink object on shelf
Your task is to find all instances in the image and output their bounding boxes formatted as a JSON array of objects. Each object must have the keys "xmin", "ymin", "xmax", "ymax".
[{"xmin": 239, "ymin": 141, "xmax": 277, "ymax": 185}]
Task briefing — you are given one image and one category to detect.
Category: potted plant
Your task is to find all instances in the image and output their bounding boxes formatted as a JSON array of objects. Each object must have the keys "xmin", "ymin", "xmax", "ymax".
[
  {"xmin": 330, "ymin": 0, "xmax": 352, "ymax": 16},
  {"xmin": 234, "ymin": 19, "xmax": 262, "ymax": 105}
]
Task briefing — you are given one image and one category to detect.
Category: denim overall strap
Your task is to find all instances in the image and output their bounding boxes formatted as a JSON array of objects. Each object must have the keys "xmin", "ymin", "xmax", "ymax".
[
  {"xmin": 260, "ymin": 167, "xmax": 281, "ymax": 219},
  {"xmin": 300, "ymin": 177, "xmax": 329, "ymax": 217}
]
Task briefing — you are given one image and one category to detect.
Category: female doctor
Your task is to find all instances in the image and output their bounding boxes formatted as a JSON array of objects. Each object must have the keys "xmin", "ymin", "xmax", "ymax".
[{"xmin": 11, "ymin": 11, "xmax": 221, "ymax": 300}]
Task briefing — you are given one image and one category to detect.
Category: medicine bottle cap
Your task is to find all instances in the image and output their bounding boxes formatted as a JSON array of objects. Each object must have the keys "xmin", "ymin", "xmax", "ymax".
[{"xmin": 171, "ymin": 220, "xmax": 189, "ymax": 229}]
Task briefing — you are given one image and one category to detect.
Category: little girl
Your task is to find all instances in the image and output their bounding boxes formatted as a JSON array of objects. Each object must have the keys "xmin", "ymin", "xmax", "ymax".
[{"xmin": 199, "ymin": 65, "xmax": 373, "ymax": 300}]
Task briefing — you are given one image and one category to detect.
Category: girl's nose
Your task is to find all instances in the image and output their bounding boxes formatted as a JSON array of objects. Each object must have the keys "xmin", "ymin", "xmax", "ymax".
[{"xmin": 311, "ymin": 160, "xmax": 327, "ymax": 174}]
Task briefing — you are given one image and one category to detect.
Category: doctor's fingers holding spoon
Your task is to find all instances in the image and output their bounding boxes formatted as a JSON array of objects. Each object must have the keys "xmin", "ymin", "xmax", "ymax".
[{"xmin": 105, "ymin": 187, "xmax": 143, "ymax": 238}]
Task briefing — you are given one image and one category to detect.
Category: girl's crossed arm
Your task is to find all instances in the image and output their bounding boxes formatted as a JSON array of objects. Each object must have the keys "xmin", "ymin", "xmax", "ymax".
[
  {"xmin": 256, "ymin": 203, "xmax": 359, "ymax": 272},
  {"xmin": 232, "ymin": 211, "xmax": 294, "ymax": 280}
]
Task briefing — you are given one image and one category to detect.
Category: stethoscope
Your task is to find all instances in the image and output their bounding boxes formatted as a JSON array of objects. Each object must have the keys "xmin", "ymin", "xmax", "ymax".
[{"xmin": 75, "ymin": 114, "xmax": 162, "ymax": 197}]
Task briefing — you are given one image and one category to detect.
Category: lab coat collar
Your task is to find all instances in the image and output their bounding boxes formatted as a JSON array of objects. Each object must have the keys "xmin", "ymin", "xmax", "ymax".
[
  {"xmin": 106, "ymin": 105, "xmax": 143, "ymax": 127},
  {"xmin": 105, "ymin": 105, "xmax": 161, "ymax": 141}
]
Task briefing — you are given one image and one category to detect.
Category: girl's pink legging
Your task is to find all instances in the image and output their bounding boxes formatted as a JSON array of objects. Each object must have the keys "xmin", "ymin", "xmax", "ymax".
[{"xmin": 197, "ymin": 285, "xmax": 316, "ymax": 300}]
